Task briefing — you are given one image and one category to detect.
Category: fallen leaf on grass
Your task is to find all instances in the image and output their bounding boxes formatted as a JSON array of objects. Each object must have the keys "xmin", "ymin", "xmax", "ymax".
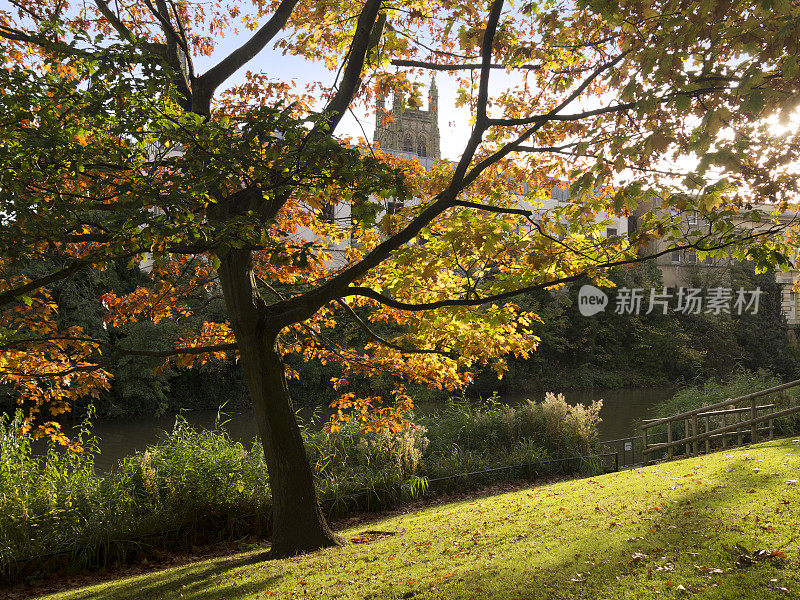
[
  {"xmin": 724, "ymin": 544, "xmax": 787, "ymax": 568},
  {"xmin": 695, "ymin": 565, "xmax": 724, "ymax": 574}
]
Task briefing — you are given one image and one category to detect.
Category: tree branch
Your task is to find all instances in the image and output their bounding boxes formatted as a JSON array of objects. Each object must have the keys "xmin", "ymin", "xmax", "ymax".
[
  {"xmin": 92, "ymin": 0, "xmax": 136, "ymax": 42},
  {"xmin": 456, "ymin": 50, "xmax": 631, "ymax": 193},
  {"xmin": 389, "ymin": 58, "xmax": 591, "ymax": 76},
  {"xmin": 0, "ymin": 261, "xmax": 91, "ymax": 308},
  {"xmin": 196, "ymin": 0, "xmax": 300, "ymax": 104},
  {"xmin": 335, "ymin": 298, "xmax": 455, "ymax": 358},
  {"xmin": 390, "ymin": 58, "xmax": 543, "ymax": 71},
  {"xmin": 109, "ymin": 342, "xmax": 237, "ymax": 358},
  {"xmin": 488, "ymin": 85, "xmax": 724, "ymax": 127},
  {"xmin": 336, "ymin": 225, "xmax": 791, "ymax": 311},
  {"xmin": 312, "ymin": 0, "xmax": 384, "ymax": 135},
  {"xmin": 444, "ymin": 0, "xmax": 505, "ymax": 191},
  {"xmin": 270, "ymin": 1, "xmax": 506, "ymax": 329}
]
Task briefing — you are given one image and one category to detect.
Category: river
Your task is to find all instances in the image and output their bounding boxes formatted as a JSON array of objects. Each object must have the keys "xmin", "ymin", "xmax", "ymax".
[{"xmin": 66, "ymin": 387, "xmax": 673, "ymax": 471}]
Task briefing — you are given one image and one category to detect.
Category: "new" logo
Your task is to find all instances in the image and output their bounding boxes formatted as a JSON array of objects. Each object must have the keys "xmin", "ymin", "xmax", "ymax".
[{"xmin": 578, "ymin": 284, "xmax": 608, "ymax": 316}]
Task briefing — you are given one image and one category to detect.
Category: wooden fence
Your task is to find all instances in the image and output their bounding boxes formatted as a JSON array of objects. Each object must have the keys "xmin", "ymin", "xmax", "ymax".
[{"xmin": 641, "ymin": 378, "xmax": 800, "ymax": 464}]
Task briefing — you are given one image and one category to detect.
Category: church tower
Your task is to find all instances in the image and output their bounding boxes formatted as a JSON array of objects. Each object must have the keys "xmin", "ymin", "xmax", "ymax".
[{"xmin": 374, "ymin": 77, "xmax": 440, "ymax": 160}]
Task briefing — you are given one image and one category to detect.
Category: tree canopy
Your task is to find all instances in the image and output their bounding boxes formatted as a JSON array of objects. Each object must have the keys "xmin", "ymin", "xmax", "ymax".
[{"xmin": 2, "ymin": 0, "xmax": 799, "ymax": 554}]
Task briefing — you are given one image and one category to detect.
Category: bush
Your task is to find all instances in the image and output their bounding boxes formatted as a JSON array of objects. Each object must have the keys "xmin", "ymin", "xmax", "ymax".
[
  {"xmin": 421, "ymin": 393, "xmax": 602, "ymax": 459},
  {"xmin": 0, "ymin": 394, "xmax": 602, "ymax": 582}
]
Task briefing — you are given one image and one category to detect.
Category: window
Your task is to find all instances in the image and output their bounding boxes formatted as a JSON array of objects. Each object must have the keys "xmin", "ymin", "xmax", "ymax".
[
  {"xmin": 387, "ymin": 199, "xmax": 403, "ymax": 215},
  {"xmin": 606, "ymin": 227, "xmax": 617, "ymax": 237},
  {"xmin": 551, "ymin": 186, "xmax": 569, "ymax": 202},
  {"xmin": 791, "ymin": 292, "xmax": 797, "ymax": 320},
  {"xmin": 685, "ymin": 251, "xmax": 697, "ymax": 264},
  {"xmin": 417, "ymin": 138, "xmax": 427, "ymax": 157},
  {"xmin": 687, "ymin": 211, "xmax": 698, "ymax": 226},
  {"xmin": 403, "ymin": 134, "xmax": 414, "ymax": 153},
  {"xmin": 671, "ymin": 251, "xmax": 681, "ymax": 264},
  {"xmin": 321, "ymin": 204, "xmax": 335, "ymax": 224}
]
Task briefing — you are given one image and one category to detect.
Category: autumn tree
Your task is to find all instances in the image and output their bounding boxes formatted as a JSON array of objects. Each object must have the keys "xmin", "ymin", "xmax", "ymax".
[{"xmin": 2, "ymin": 0, "xmax": 799, "ymax": 556}]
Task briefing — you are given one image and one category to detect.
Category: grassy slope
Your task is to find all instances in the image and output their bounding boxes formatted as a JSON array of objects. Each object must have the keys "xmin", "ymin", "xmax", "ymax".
[{"xmin": 45, "ymin": 439, "xmax": 800, "ymax": 600}]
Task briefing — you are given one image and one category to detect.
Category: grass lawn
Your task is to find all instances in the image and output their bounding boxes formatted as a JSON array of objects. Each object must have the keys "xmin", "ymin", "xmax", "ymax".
[{"xmin": 40, "ymin": 439, "xmax": 800, "ymax": 600}]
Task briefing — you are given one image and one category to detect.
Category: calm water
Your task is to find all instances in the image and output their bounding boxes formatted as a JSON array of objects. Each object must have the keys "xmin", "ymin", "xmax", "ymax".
[{"xmin": 67, "ymin": 387, "xmax": 673, "ymax": 471}]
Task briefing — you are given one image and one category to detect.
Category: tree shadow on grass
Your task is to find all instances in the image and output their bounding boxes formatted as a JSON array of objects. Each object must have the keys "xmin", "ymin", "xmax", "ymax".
[
  {"xmin": 62, "ymin": 551, "xmax": 283, "ymax": 600},
  {"xmin": 388, "ymin": 444, "xmax": 796, "ymax": 599},
  {"xmin": 61, "ymin": 442, "xmax": 798, "ymax": 600}
]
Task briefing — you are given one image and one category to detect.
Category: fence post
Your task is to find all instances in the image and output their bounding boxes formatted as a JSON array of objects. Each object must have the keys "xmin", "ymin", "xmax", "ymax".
[
  {"xmin": 685, "ymin": 418, "xmax": 690, "ymax": 456},
  {"xmin": 705, "ymin": 415, "xmax": 710, "ymax": 454},
  {"xmin": 751, "ymin": 399, "xmax": 758, "ymax": 444},
  {"xmin": 667, "ymin": 421, "xmax": 673, "ymax": 460},
  {"xmin": 692, "ymin": 414, "xmax": 699, "ymax": 456},
  {"xmin": 737, "ymin": 410, "xmax": 743, "ymax": 446},
  {"xmin": 722, "ymin": 412, "xmax": 727, "ymax": 448},
  {"xmin": 769, "ymin": 418, "xmax": 774, "ymax": 440},
  {"xmin": 642, "ymin": 428, "xmax": 649, "ymax": 466}
]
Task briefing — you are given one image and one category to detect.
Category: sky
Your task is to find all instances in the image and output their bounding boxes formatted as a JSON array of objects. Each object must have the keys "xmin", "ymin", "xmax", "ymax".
[
  {"xmin": 171, "ymin": 10, "xmax": 800, "ymax": 197},
  {"xmin": 193, "ymin": 30, "xmax": 474, "ymax": 161}
]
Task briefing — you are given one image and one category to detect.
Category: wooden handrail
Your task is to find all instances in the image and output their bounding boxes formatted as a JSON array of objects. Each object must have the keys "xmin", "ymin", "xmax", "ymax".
[
  {"xmin": 641, "ymin": 404, "xmax": 775, "ymax": 421},
  {"xmin": 643, "ymin": 403, "xmax": 800, "ymax": 455},
  {"xmin": 642, "ymin": 378, "xmax": 800, "ymax": 430},
  {"xmin": 697, "ymin": 404, "xmax": 774, "ymax": 417}
]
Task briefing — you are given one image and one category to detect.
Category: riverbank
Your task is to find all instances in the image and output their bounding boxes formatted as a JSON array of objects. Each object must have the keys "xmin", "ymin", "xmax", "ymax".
[
  {"xmin": 0, "ymin": 395, "xmax": 603, "ymax": 584},
  {"xmin": 48, "ymin": 387, "xmax": 673, "ymax": 472},
  {"xmin": 35, "ymin": 438, "xmax": 800, "ymax": 600}
]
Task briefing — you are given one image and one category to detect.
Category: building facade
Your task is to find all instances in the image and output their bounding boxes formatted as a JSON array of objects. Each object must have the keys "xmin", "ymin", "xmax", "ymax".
[
  {"xmin": 374, "ymin": 78, "xmax": 440, "ymax": 162},
  {"xmin": 632, "ymin": 204, "xmax": 800, "ymax": 326}
]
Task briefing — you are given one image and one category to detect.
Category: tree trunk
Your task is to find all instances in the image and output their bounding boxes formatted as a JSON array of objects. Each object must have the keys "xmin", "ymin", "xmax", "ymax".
[{"xmin": 216, "ymin": 248, "xmax": 340, "ymax": 557}]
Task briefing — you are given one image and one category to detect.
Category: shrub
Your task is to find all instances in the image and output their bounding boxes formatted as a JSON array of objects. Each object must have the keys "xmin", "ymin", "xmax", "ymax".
[{"xmin": 0, "ymin": 394, "xmax": 601, "ymax": 582}]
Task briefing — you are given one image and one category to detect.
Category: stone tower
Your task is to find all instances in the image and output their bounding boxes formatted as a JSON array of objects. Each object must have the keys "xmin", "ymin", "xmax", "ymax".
[{"xmin": 374, "ymin": 77, "xmax": 440, "ymax": 159}]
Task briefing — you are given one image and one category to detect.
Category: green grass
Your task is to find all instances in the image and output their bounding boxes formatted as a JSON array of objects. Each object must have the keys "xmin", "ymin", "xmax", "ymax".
[{"xmin": 40, "ymin": 438, "xmax": 800, "ymax": 600}]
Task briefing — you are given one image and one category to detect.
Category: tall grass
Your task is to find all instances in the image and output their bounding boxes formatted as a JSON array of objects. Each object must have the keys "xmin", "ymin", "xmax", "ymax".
[{"xmin": 0, "ymin": 393, "xmax": 602, "ymax": 581}]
